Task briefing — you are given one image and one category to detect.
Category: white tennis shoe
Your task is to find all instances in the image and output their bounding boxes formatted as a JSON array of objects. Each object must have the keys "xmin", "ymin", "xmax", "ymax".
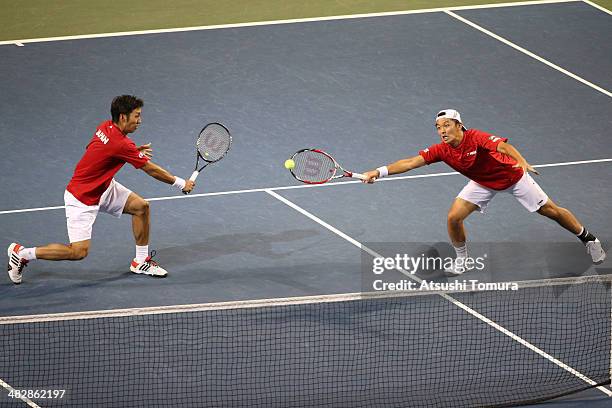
[
  {"xmin": 7, "ymin": 243, "xmax": 28, "ymax": 284},
  {"xmin": 130, "ymin": 250, "xmax": 168, "ymax": 277},
  {"xmin": 586, "ymin": 239, "xmax": 606, "ymax": 264}
]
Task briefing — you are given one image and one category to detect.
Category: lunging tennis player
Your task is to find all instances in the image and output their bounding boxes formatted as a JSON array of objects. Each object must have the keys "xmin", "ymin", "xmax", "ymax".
[
  {"xmin": 363, "ymin": 109, "xmax": 606, "ymax": 274},
  {"xmin": 7, "ymin": 95, "xmax": 195, "ymax": 283}
]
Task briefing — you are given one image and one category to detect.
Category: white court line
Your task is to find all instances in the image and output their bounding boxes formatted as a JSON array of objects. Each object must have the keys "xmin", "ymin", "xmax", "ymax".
[
  {"xmin": 445, "ymin": 10, "xmax": 612, "ymax": 98},
  {"xmin": 265, "ymin": 189, "xmax": 612, "ymax": 396},
  {"xmin": 582, "ymin": 0, "xmax": 612, "ymax": 15},
  {"xmin": 0, "ymin": 205, "xmax": 65, "ymax": 215},
  {"xmin": 0, "ymin": 0, "xmax": 579, "ymax": 46},
  {"xmin": 0, "ymin": 379, "xmax": 40, "ymax": 407},
  {"xmin": 0, "ymin": 158, "xmax": 610, "ymax": 215}
]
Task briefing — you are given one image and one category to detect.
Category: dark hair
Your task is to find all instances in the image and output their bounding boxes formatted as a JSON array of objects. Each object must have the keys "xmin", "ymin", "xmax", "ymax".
[{"xmin": 111, "ymin": 95, "xmax": 144, "ymax": 122}]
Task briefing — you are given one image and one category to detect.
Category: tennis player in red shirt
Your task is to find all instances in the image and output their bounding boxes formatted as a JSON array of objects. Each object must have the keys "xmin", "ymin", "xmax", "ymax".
[
  {"xmin": 7, "ymin": 95, "xmax": 195, "ymax": 283},
  {"xmin": 363, "ymin": 109, "xmax": 606, "ymax": 274}
]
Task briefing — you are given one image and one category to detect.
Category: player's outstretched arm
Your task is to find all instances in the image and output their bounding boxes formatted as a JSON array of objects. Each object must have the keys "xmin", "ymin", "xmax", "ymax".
[
  {"xmin": 140, "ymin": 161, "xmax": 195, "ymax": 193},
  {"xmin": 497, "ymin": 142, "xmax": 539, "ymax": 175},
  {"xmin": 362, "ymin": 155, "xmax": 427, "ymax": 183}
]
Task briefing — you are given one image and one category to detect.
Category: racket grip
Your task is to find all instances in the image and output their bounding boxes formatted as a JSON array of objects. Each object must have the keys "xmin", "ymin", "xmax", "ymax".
[
  {"xmin": 189, "ymin": 171, "xmax": 200, "ymax": 182},
  {"xmin": 352, "ymin": 173, "xmax": 366, "ymax": 180}
]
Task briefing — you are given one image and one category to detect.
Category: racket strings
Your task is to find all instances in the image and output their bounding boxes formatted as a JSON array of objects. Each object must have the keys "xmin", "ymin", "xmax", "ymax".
[
  {"xmin": 292, "ymin": 150, "xmax": 336, "ymax": 183},
  {"xmin": 197, "ymin": 124, "xmax": 231, "ymax": 162}
]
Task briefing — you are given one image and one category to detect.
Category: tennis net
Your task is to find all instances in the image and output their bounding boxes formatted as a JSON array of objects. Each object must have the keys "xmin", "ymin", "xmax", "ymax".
[{"xmin": 1, "ymin": 275, "xmax": 611, "ymax": 407}]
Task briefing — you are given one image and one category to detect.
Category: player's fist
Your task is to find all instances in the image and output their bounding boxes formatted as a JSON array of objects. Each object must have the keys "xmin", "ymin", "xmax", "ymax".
[
  {"xmin": 362, "ymin": 170, "xmax": 379, "ymax": 184},
  {"xmin": 182, "ymin": 180, "xmax": 195, "ymax": 193}
]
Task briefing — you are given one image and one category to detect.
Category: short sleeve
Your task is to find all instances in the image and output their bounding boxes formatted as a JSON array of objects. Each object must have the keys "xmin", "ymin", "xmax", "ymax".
[
  {"xmin": 116, "ymin": 140, "xmax": 149, "ymax": 169},
  {"xmin": 471, "ymin": 129, "xmax": 508, "ymax": 152},
  {"xmin": 419, "ymin": 144, "xmax": 443, "ymax": 164}
]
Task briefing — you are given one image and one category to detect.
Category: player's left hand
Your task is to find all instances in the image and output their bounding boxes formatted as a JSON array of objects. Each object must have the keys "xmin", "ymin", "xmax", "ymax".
[
  {"xmin": 138, "ymin": 143, "xmax": 153, "ymax": 159},
  {"xmin": 514, "ymin": 160, "xmax": 539, "ymax": 175}
]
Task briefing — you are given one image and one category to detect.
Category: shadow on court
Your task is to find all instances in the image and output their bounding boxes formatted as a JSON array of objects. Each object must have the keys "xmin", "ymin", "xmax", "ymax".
[{"xmin": 156, "ymin": 229, "xmax": 321, "ymax": 266}]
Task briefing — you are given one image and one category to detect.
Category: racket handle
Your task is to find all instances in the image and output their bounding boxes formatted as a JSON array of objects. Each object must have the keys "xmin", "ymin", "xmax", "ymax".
[
  {"xmin": 184, "ymin": 171, "xmax": 200, "ymax": 194},
  {"xmin": 351, "ymin": 173, "xmax": 366, "ymax": 180}
]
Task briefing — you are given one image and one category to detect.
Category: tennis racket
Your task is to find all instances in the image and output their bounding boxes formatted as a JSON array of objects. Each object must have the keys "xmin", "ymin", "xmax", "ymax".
[
  {"xmin": 186, "ymin": 123, "xmax": 232, "ymax": 193},
  {"xmin": 288, "ymin": 149, "xmax": 365, "ymax": 184}
]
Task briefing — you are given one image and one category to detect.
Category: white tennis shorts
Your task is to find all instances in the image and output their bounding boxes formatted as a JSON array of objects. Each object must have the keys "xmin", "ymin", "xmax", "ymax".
[
  {"xmin": 457, "ymin": 172, "xmax": 548, "ymax": 213},
  {"xmin": 64, "ymin": 179, "xmax": 132, "ymax": 243}
]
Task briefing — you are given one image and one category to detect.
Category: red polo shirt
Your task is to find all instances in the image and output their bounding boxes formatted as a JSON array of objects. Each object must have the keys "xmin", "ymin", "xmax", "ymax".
[
  {"xmin": 419, "ymin": 129, "xmax": 523, "ymax": 190},
  {"xmin": 66, "ymin": 120, "xmax": 149, "ymax": 205}
]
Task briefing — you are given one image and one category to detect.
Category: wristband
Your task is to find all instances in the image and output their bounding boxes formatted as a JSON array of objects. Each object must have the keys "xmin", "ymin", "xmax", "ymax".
[
  {"xmin": 172, "ymin": 176, "xmax": 186, "ymax": 190},
  {"xmin": 376, "ymin": 166, "xmax": 389, "ymax": 178}
]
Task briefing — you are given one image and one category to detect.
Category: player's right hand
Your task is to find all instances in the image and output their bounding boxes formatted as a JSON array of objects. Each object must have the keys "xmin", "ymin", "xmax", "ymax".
[
  {"xmin": 182, "ymin": 180, "xmax": 195, "ymax": 193},
  {"xmin": 362, "ymin": 170, "xmax": 379, "ymax": 184},
  {"xmin": 513, "ymin": 160, "xmax": 540, "ymax": 176}
]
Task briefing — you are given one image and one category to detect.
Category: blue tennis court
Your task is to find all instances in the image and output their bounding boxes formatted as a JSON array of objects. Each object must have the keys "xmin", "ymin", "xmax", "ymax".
[{"xmin": 1, "ymin": 1, "xmax": 611, "ymax": 406}]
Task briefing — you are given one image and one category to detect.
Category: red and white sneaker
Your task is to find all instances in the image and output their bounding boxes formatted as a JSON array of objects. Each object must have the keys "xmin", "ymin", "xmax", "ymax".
[
  {"xmin": 7, "ymin": 243, "xmax": 28, "ymax": 284},
  {"xmin": 130, "ymin": 250, "xmax": 167, "ymax": 277}
]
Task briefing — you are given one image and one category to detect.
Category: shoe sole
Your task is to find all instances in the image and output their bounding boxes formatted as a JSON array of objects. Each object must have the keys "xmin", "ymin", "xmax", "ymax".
[
  {"xmin": 130, "ymin": 267, "xmax": 167, "ymax": 278},
  {"xmin": 7, "ymin": 244, "xmax": 22, "ymax": 284},
  {"xmin": 593, "ymin": 252, "xmax": 606, "ymax": 265}
]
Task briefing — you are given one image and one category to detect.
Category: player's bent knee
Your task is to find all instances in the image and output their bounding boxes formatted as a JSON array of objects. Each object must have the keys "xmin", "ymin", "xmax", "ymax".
[
  {"xmin": 131, "ymin": 199, "xmax": 149, "ymax": 216},
  {"xmin": 137, "ymin": 199, "xmax": 150, "ymax": 215},
  {"xmin": 69, "ymin": 245, "xmax": 89, "ymax": 260},
  {"xmin": 447, "ymin": 212, "xmax": 465, "ymax": 226},
  {"xmin": 71, "ymin": 249, "xmax": 88, "ymax": 260}
]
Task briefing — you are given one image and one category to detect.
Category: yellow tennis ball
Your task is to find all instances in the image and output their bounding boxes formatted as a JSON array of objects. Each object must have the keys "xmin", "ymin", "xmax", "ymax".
[{"xmin": 284, "ymin": 159, "xmax": 295, "ymax": 169}]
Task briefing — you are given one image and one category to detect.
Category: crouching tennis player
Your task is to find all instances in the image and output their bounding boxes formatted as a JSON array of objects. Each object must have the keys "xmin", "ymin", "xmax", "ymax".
[
  {"xmin": 7, "ymin": 95, "xmax": 195, "ymax": 283},
  {"xmin": 363, "ymin": 109, "xmax": 606, "ymax": 274}
]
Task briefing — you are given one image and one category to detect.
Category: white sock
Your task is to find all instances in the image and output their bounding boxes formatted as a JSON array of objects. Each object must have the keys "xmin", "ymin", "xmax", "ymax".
[
  {"xmin": 135, "ymin": 245, "xmax": 149, "ymax": 263},
  {"xmin": 19, "ymin": 247, "xmax": 37, "ymax": 261},
  {"xmin": 453, "ymin": 243, "xmax": 468, "ymax": 259}
]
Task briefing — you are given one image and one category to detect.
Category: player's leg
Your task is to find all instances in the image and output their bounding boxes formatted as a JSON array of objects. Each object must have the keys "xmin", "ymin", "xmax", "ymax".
[
  {"xmin": 536, "ymin": 200, "xmax": 581, "ymax": 234},
  {"xmin": 537, "ymin": 200, "xmax": 605, "ymax": 263},
  {"xmin": 34, "ymin": 240, "xmax": 90, "ymax": 260},
  {"xmin": 512, "ymin": 173, "xmax": 605, "ymax": 263},
  {"xmin": 123, "ymin": 192, "xmax": 150, "ymax": 246},
  {"xmin": 116, "ymin": 187, "xmax": 166, "ymax": 277},
  {"xmin": 447, "ymin": 197, "xmax": 479, "ymax": 247},
  {"xmin": 7, "ymin": 191, "xmax": 97, "ymax": 284},
  {"xmin": 445, "ymin": 181, "xmax": 493, "ymax": 275}
]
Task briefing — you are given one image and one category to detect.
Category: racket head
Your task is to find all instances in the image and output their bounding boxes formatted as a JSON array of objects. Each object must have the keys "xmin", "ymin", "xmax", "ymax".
[
  {"xmin": 289, "ymin": 149, "xmax": 338, "ymax": 184},
  {"xmin": 196, "ymin": 123, "xmax": 232, "ymax": 163}
]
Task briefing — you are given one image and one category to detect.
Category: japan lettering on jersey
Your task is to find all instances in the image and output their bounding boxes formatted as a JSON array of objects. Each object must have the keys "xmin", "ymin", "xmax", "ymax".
[
  {"xmin": 418, "ymin": 129, "xmax": 523, "ymax": 190},
  {"xmin": 96, "ymin": 129, "xmax": 110, "ymax": 144},
  {"xmin": 66, "ymin": 120, "xmax": 149, "ymax": 205}
]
